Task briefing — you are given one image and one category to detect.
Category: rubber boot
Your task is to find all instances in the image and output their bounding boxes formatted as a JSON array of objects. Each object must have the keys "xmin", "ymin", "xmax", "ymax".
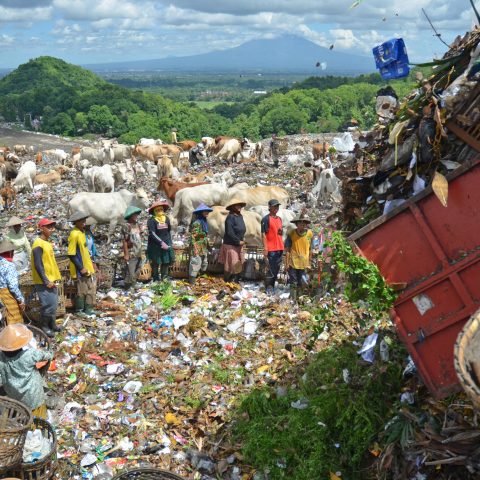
[
  {"xmin": 39, "ymin": 317, "xmax": 54, "ymax": 338},
  {"xmin": 223, "ymin": 272, "xmax": 232, "ymax": 282},
  {"xmin": 84, "ymin": 304, "xmax": 96, "ymax": 316},
  {"xmin": 74, "ymin": 296, "xmax": 85, "ymax": 315},
  {"xmin": 160, "ymin": 264, "xmax": 169, "ymax": 281},
  {"xmin": 49, "ymin": 316, "xmax": 62, "ymax": 333}
]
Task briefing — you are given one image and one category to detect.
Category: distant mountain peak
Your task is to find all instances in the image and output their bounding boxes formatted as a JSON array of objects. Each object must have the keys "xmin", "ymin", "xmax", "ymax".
[{"xmin": 85, "ymin": 35, "xmax": 374, "ymax": 75}]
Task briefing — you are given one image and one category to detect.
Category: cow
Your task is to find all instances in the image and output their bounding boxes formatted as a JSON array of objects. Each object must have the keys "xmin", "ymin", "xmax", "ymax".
[
  {"xmin": 171, "ymin": 183, "xmax": 229, "ymax": 226},
  {"xmin": 212, "ymin": 136, "xmax": 235, "ymax": 155},
  {"xmin": 216, "ymin": 138, "xmax": 243, "ymax": 164},
  {"xmin": 80, "ymin": 146, "xmax": 114, "ymax": 166},
  {"xmin": 83, "ymin": 165, "xmax": 115, "ymax": 193},
  {"xmin": 35, "ymin": 152, "xmax": 43, "ymax": 165},
  {"xmin": 207, "ymin": 206, "xmax": 263, "ymax": 246},
  {"xmin": 176, "ymin": 140, "xmax": 197, "ymax": 151},
  {"xmin": 6, "ymin": 153, "xmax": 20, "ymax": 164},
  {"xmin": 0, "ymin": 182, "xmax": 16, "ymax": 209},
  {"xmin": 157, "ymin": 155, "xmax": 174, "ymax": 179},
  {"xmin": 139, "ymin": 138, "xmax": 163, "ymax": 146},
  {"xmin": 13, "ymin": 161, "xmax": 36, "ymax": 192},
  {"xmin": 201, "ymin": 136, "xmax": 215, "ymax": 153},
  {"xmin": 35, "ymin": 170, "xmax": 62, "ymax": 185},
  {"xmin": 226, "ymin": 185, "xmax": 290, "ymax": 209},
  {"xmin": 311, "ymin": 168, "xmax": 342, "ymax": 204},
  {"xmin": 0, "ymin": 161, "xmax": 18, "ymax": 181},
  {"xmin": 112, "ymin": 144, "xmax": 132, "ymax": 162},
  {"xmin": 157, "ymin": 177, "xmax": 209, "ymax": 202},
  {"xmin": 43, "ymin": 149, "xmax": 69, "ymax": 165},
  {"xmin": 71, "ymin": 146, "xmax": 81, "ymax": 156},
  {"xmin": 180, "ymin": 170, "xmax": 214, "ymax": 184},
  {"xmin": 207, "ymin": 170, "xmax": 235, "ymax": 187},
  {"xmin": 312, "ymin": 142, "xmax": 330, "ymax": 161},
  {"xmin": 132, "ymin": 144, "xmax": 181, "ymax": 166},
  {"xmin": 13, "ymin": 145, "xmax": 28, "ymax": 156},
  {"xmin": 68, "ymin": 188, "xmax": 150, "ymax": 243},
  {"xmin": 177, "ymin": 152, "xmax": 190, "ymax": 172}
]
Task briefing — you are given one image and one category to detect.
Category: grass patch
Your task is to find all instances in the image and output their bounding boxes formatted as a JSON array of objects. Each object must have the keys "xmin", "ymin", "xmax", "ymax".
[{"xmin": 234, "ymin": 339, "xmax": 404, "ymax": 479}]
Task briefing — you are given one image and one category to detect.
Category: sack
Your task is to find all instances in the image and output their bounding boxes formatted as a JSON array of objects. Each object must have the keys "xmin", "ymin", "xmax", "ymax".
[{"xmin": 372, "ymin": 38, "xmax": 410, "ymax": 80}]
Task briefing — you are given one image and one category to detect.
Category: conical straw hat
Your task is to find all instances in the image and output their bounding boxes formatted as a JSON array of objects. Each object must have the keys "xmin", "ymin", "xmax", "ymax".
[{"xmin": 0, "ymin": 324, "xmax": 33, "ymax": 351}]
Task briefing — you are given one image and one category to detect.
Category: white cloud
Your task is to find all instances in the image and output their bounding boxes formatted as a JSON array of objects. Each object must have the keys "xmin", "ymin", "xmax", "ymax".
[
  {"xmin": 52, "ymin": 0, "xmax": 153, "ymax": 21},
  {"xmin": 0, "ymin": 5, "xmax": 52, "ymax": 22}
]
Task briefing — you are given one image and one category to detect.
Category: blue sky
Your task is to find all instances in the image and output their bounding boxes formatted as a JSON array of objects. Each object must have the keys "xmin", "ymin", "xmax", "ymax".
[{"xmin": 0, "ymin": 0, "xmax": 474, "ymax": 68}]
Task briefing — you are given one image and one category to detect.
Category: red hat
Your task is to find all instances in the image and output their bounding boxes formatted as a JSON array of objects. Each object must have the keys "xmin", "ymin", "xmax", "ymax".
[
  {"xmin": 148, "ymin": 200, "xmax": 170, "ymax": 213},
  {"xmin": 38, "ymin": 218, "xmax": 56, "ymax": 228}
]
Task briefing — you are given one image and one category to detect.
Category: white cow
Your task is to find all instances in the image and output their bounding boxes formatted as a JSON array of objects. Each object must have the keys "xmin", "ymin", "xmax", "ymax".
[
  {"xmin": 80, "ymin": 146, "xmax": 114, "ymax": 166},
  {"xmin": 139, "ymin": 138, "xmax": 163, "ymax": 146},
  {"xmin": 312, "ymin": 168, "xmax": 342, "ymax": 204},
  {"xmin": 171, "ymin": 183, "xmax": 229, "ymax": 226},
  {"xmin": 83, "ymin": 165, "xmax": 115, "ymax": 192},
  {"xmin": 43, "ymin": 149, "xmax": 69, "ymax": 164},
  {"xmin": 13, "ymin": 161, "xmax": 36, "ymax": 192},
  {"xmin": 216, "ymin": 138, "xmax": 242, "ymax": 163},
  {"xmin": 157, "ymin": 155, "xmax": 174, "ymax": 180},
  {"xmin": 112, "ymin": 144, "xmax": 132, "ymax": 162},
  {"xmin": 227, "ymin": 185, "xmax": 290, "ymax": 209},
  {"xmin": 208, "ymin": 170, "xmax": 235, "ymax": 187},
  {"xmin": 68, "ymin": 188, "xmax": 150, "ymax": 242}
]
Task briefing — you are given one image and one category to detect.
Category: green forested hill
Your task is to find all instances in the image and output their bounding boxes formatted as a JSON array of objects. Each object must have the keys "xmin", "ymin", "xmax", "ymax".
[{"xmin": 0, "ymin": 56, "xmax": 416, "ymax": 142}]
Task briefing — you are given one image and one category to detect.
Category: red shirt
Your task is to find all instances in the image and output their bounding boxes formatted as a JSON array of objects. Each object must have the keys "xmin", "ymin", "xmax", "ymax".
[{"xmin": 265, "ymin": 216, "xmax": 284, "ymax": 252}]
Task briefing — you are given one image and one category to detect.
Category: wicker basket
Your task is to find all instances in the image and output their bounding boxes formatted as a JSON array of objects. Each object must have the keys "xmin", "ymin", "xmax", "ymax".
[
  {"xmin": 20, "ymin": 281, "xmax": 66, "ymax": 322},
  {"xmin": 0, "ymin": 397, "xmax": 32, "ymax": 472},
  {"xmin": 137, "ymin": 262, "xmax": 152, "ymax": 282},
  {"xmin": 7, "ymin": 417, "xmax": 57, "ymax": 480},
  {"xmin": 170, "ymin": 247, "xmax": 189, "ymax": 279},
  {"xmin": 96, "ymin": 260, "xmax": 115, "ymax": 291},
  {"xmin": 26, "ymin": 325, "xmax": 51, "ymax": 377},
  {"xmin": 113, "ymin": 469, "xmax": 184, "ymax": 479},
  {"xmin": 454, "ymin": 308, "xmax": 480, "ymax": 409}
]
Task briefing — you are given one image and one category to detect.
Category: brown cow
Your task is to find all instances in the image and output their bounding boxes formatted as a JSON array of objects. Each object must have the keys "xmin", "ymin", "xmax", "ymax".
[
  {"xmin": 133, "ymin": 144, "xmax": 181, "ymax": 166},
  {"xmin": 312, "ymin": 142, "xmax": 330, "ymax": 161},
  {"xmin": 0, "ymin": 182, "xmax": 16, "ymax": 209},
  {"xmin": 35, "ymin": 170, "xmax": 62, "ymax": 184},
  {"xmin": 0, "ymin": 161, "xmax": 18, "ymax": 181},
  {"xmin": 157, "ymin": 177, "xmax": 209, "ymax": 202},
  {"xmin": 176, "ymin": 140, "xmax": 197, "ymax": 151},
  {"xmin": 35, "ymin": 152, "xmax": 43, "ymax": 165},
  {"xmin": 180, "ymin": 170, "xmax": 213, "ymax": 183},
  {"xmin": 71, "ymin": 146, "xmax": 81, "ymax": 156}
]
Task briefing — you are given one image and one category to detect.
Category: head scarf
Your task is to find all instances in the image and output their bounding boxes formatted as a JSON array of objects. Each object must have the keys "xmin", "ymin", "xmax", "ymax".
[{"xmin": 153, "ymin": 206, "xmax": 166, "ymax": 224}]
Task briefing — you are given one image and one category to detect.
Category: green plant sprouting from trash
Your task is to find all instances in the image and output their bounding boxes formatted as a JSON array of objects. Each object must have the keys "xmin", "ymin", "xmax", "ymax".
[
  {"xmin": 151, "ymin": 282, "xmax": 180, "ymax": 311},
  {"xmin": 325, "ymin": 231, "xmax": 396, "ymax": 317}
]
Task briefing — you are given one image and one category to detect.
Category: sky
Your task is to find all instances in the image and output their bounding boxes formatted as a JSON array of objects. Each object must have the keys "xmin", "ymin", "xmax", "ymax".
[{"xmin": 0, "ymin": 0, "xmax": 475, "ymax": 68}]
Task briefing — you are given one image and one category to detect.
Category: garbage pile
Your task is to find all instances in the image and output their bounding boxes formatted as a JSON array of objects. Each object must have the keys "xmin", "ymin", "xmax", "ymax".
[{"xmin": 340, "ymin": 27, "xmax": 480, "ymax": 232}]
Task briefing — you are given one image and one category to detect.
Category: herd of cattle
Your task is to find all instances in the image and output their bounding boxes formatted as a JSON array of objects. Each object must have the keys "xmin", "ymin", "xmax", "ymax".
[{"xmin": 0, "ymin": 135, "xmax": 343, "ymax": 247}]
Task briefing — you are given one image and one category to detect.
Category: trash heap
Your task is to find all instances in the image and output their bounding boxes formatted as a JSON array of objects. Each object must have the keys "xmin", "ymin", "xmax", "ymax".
[{"xmin": 340, "ymin": 27, "xmax": 480, "ymax": 232}]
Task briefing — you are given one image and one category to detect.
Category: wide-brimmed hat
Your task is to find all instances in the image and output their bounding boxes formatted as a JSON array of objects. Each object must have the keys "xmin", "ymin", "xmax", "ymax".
[
  {"xmin": 85, "ymin": 217, "xmax": 97, "ymax": 226},
  {"xmin": 68, "ymin": 211, "xmax": 89, "ymax": 223},
  {"xmin": 0, "ymin": 324, "xmax": 33, "ymax": 351},
  {"xmin": 38, "ymin": 218, "xmax": 56, "ymax": 228},
  {"xmin": 193, "ymin": 203, "xmax": 213, "ymax": 214},
  {"xmin": 0, "ymin": 239, "xmax": 15, "ymax": 254},
  {"xmin": 226, "ymin": 198, "xmax": 246, "ymax": 210},
  {"xmin": 124, "ymin": 206, "xmax": 142, "ymax": 220},
  {"xmin": 148, "ymin": 200, "xmax": 170, "ymax": 213},
  {"xmin": 291, "ymin": 216, "xmax": 311, "ymax": 224},
  {"xmin": 268, "ymin": 199, "xmax": 281, "ymax": 208},
  {"xmin": 5, "ymin": 216, "xmax": 23, "ymax": 227}
]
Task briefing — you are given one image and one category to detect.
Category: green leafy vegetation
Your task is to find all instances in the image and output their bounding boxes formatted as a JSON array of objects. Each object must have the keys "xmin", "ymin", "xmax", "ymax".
[{"xmin": 235, "ymin": 340, "xmax": 404, "ymax": 479}]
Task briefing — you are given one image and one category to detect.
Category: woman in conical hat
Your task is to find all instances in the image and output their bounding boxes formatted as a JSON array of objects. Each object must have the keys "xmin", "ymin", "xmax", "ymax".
[{"xmin": 5, "ymin": 216, "xmax": 31, "ymax": 275}]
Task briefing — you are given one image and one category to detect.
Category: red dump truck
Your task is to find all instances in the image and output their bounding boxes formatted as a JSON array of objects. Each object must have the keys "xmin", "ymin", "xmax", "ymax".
[{"xmin": 348, "ymin": 157, "xmax": 480, "ymax": 398}]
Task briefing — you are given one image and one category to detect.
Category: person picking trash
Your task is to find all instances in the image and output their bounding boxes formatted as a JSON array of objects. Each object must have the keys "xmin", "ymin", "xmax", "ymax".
[
  {"xmin": 188, "ymin": 203, "xmax": 213, "ymax": 285},
  {"xmin": 261, "ymin": 199, "xmax": 284, "ymax": 293},
  {"xmin": 284, "ymin": 216, "xmax": 314, "ymax": 302},
  {"xmin": 5, "ymin": 216, "xmax": 31, "ymax": 275},
  {"xmin": 68, "ymin": 211, "xmax": 96, "ymax": 316},
  {"xmin": 0, "ymin": 324, "xmax": 53, "ymax": 419},
  {"xmin": 0, "ymin": 239, "xmax": 25, "ymax": 325},
  {"xmin": 122, "ymin": 206, "xmax": 143, "ymax": 289},
  {"xmin": 31, "ymin": 218, "xmax": 62, "ymax": 337},
  {"xmin": 146, "ymin": 200, "xmax": 175, "ymax": 282}
]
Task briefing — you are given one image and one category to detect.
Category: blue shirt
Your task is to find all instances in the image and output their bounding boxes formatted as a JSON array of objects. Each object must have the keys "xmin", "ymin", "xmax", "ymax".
[{"xmin": 0, "ymin": 257, "xmax": 24, "ymax": 302}]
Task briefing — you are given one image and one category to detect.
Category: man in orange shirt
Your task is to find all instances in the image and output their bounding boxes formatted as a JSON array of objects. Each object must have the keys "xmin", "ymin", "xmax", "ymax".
[{"xmin": 261, "ymin": 199, "xmax": 284, "ymax": 293}]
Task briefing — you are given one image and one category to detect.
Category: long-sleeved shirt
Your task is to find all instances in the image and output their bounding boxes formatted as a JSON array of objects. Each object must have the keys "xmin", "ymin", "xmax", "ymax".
[
  {"xmin": 5, "ymin": 229, "xmax": 31, "ymax": 255},
  {"xmin": 0, "ymin": 257, "xmax": 24, "ymax": 302},
  {"xmin": 0, "ymin": 348, "xmax": 53, "ymax": 409},
  {"xmin": 223, "ymin": 213, "xmax": 246, "ymax": 246},
  {"xmin": 147, "ymin": 217, "xmax": 172, "ymax": 246}
]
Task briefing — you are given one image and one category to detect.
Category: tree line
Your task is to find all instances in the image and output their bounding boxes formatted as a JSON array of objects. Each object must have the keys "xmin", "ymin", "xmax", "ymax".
[{"xmin": 0, "ymin": 56, "xmax": 415, "ymax": 143}]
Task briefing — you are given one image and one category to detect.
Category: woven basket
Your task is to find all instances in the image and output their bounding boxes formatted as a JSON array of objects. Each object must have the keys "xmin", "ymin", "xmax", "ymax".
[
  {"xmin": 0, "ymin": 397, "xmax": 32, "ymax": 472},
  {"xmin": 170, "ymin": 247, "xmax": 189, "ymax": 279},
  {"xmin": 6, "ymin": 417, "xmax": 57, "ymax": 480},
  {"xmin": 20, "ymin": 282, "xmax": 66, "ymax": 322},
  {"xmin": 137, "ymin": 262, "xmax": 152, "ymax": 282},
  {"xmin": 26, "ymin": 325, "xmax": 51, "ymax": 377},
  {"xmin": 454, "ymin": 308, "xmax": 480, "ymax": 409},
  {"xmin": 96, "ymin": 260, "xmax": 115, "ymax": 291},
  {"xmin": 113, "ymin": 469, "xmax": 184, "ymax": 479}
]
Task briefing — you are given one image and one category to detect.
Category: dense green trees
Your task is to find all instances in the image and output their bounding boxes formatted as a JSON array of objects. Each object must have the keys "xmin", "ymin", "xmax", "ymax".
[{"xmin": 0, "ymin": 56, "xmax": 417, "ymax": 142}]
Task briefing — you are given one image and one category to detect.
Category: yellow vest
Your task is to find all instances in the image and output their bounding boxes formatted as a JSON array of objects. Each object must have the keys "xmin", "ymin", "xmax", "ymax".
[
  {"xmin": 31, "ymin": 238, "xmax": 61, "ymax": 284},
  {"xmin": 68, "ymin": 228, "xmax": 95, "ymax": 279},
  {"xmin": 288, "ymin": 230, "xmax": 313, "ymax": 269}
]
